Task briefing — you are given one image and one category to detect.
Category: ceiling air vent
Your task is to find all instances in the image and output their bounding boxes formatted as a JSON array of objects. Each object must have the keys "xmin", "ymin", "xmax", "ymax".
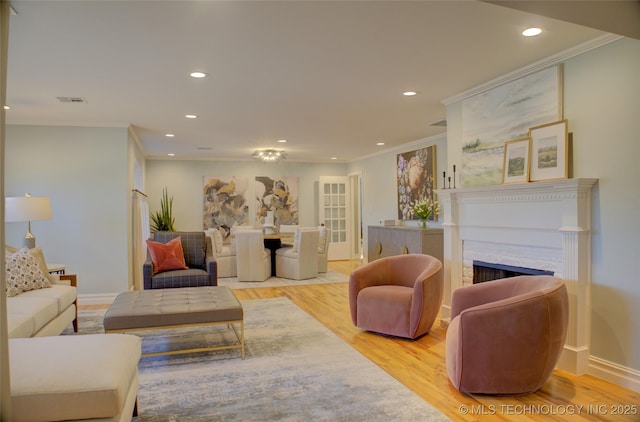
[
  {"xmin": 56, "ymin": 97, "xmax": 87, "ymax": 103},
  {"xmin": 428, "ymin": 119, "xmax": 447, "ymax": 127}
]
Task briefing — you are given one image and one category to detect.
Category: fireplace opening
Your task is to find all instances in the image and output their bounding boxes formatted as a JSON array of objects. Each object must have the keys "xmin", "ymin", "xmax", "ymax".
[{"xmin": 473, "ymin": 260, "xmax": 554, "ymax": 284}]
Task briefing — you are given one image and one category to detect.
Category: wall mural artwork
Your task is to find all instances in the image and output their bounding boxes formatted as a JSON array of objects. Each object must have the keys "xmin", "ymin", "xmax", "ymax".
[
  {"xmin": 461, "ymin": 65, "xmax": 563, "ymax": 187},
  {"xmin": 203, "ymin": 177, "xmax": 249, "ymax": 240},
  {"xmin": 255, "ymin": 176, "xmax": 299, "ymax": 227},
  {"xmin": 397, "ymin": 145, "xmax": 437, "ymax": 221}
]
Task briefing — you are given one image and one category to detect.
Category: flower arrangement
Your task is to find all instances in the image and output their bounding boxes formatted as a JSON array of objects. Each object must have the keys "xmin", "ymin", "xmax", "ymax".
[{"xmin": 412, "ymin": 198, "xmax": 439, "ymax": 228}]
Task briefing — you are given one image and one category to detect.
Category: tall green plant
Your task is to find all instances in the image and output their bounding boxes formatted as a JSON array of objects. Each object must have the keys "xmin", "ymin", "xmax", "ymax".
[{"xmin": 150, "ymin": 187, "xmax": 176, "ymax": 232}]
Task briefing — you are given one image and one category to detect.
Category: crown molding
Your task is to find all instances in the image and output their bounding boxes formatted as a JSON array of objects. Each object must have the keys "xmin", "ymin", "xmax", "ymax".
[{"xmin": 442, "ymin": 34, "xmax": 622, "ymax": 105}]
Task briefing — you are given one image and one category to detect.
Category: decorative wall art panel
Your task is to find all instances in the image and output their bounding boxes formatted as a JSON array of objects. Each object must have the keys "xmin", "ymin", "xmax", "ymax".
[
  {"xmin": 461, "ymin": 65, "xmax": 563, "ymax": 187},
  {"xmin": 203, "ymin": 177, "xmax": 249, "ymax": 240},
  {"xmin": 255, "ymin": 177, "xmax": 299, "ymax": 226},
  {"xmin": 397, "ymin": 145, "xmax": 437, "ymax": 221}
]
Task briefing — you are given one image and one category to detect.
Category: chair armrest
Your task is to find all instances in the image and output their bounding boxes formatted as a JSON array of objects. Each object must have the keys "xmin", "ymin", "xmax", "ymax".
[
  {"xmin": 410, "ymin": 262, "xmax": 443, "ymax": 336},
  {"xmin": 143, "ymin": 259, "xmax": 154, "ymax": 289},
  {"xmin": 206, "ymin": 255, "xmax": 218, "ymax": 286},
  {"xmin": 450, "ymin": 277, "xmax": 522, "ymax": 319},
  {"xmin": 57, "ymin": 274, "xmax": 77, "ymax": 288},
  {"xmin": 348, "ymin": 258, "xmax": 391, "ymax": 324}
]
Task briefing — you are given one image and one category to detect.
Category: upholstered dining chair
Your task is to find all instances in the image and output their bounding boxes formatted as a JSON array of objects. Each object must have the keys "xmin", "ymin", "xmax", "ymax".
[
  {"xmin": 275, "ymin": 228, "xmax": 319, "ymax": 280},
  {"xmin": 143, "ymin": 231, "xmax": 217, "ymax": 289},
  {"xmin": 349, "ymin": 254, "xmax": 443, "ymax": 339},
  {"xmin": 278, "ymin": 224, "xmax": 299, "ymax": 247},
  {"xmin": 205, "ymin": 228, "xmax": 236, "ymax": 278},
  {"xmin": 235, "ymin": 230, "xmax": 271, "ymax": 282},
  {"xmin": 445, "ymin": 275, "xmax": 568, "ymax": 395},
  {"xmin": 317, "ymin": 226, "xmax": 331, "ymax": 273},
  {"xmin": 205, "ymin": 225, "xmax": 254, "ymax": 278}
]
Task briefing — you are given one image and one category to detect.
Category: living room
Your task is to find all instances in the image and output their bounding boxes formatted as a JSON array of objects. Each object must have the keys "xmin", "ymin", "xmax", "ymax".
[{"xmin": 2, "ymin": 1, "xmax": 640, "ymax": 420}]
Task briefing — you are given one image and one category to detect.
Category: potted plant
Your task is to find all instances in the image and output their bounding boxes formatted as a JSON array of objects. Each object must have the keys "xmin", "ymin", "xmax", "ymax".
[{"xmin": 150, "ymin": 187, "xmax": 176, "ymax": 232}]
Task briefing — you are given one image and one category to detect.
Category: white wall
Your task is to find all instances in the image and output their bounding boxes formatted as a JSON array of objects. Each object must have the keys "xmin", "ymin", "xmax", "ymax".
[
  {"xmin": 563, "ymin": 38, "xmax": 640, "ymax": 372},
  {"xmin": 444, "ymin": 38, "xmax": 640, "ymax": 380},
  {"xmin": 5, "ymin": 125, "xmax": 130, "ymax": 295},
  {"xmin": 145, "ymin": 159, "xmax": 348, "ymax": 231}
]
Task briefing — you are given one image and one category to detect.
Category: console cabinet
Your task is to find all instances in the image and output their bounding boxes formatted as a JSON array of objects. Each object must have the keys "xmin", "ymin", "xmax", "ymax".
[{"xmin": 367, "ymin": 226, "xmax": 443, "ymax": 263}]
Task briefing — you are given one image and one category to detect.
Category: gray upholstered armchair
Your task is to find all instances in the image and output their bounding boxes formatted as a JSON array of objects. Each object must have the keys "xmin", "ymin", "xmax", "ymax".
[{"xmin": 143, "ymin": 231, "xmax": 217, "ymax": 289}]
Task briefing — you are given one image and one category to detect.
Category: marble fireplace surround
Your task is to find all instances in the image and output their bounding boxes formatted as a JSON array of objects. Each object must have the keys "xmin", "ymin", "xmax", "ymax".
[{"xmin": 436, "ymin": 178, "xmax": 597, "ymax": 375}]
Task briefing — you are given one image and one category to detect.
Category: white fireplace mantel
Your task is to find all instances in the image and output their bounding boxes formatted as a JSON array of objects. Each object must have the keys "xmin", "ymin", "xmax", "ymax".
[{"xmin": 436, "ymin": 178, "xmax": 598, "ymax": 375}]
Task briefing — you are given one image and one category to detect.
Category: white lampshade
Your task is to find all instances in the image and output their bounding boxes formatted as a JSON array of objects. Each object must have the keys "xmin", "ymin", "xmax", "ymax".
[
  {"xmin": 5, "ymin": 196, "xmax": 52, "ymax": 222},
  {"xmin": 5, "ymin": 194, "xmax": 52, "ymax": 248}
]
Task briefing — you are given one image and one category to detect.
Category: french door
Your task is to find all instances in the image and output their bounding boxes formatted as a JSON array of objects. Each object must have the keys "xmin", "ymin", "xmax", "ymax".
[{"xmin": 319, "ymin": 176, "xmax": 351, "ymax": 260}]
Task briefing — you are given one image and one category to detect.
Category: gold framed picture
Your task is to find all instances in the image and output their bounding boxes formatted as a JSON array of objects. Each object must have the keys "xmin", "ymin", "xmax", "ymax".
[
  {"xmin": 502, "ymin": 137, "xmax": 531, "ymax": 184},
  {"xmin": 529, "ymin": 120, "xmax": 569, "ymax": 182}
]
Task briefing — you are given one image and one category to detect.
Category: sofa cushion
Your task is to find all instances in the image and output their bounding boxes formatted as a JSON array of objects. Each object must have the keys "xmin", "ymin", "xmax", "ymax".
[
  {"xmin": 7, "ymin": 296, "xmax": 59, "ymax": 338},
  {"xmin": 10, "ymin": 334, "xmax": 141, "ymax": 422},
  {"xmin": 6, "ymin": 313, "xmax": 34, "ymax": 339},
  {"xmin": 5, "ymin": 248, "xmax": 51, "ymax": 297},
  {"xmin": 20, "ymin": 284, "xmax": 77, "ymax": 314},
  {"xmin": 147, "ymin": 236, "xmax": 189, "ymax": 274}
]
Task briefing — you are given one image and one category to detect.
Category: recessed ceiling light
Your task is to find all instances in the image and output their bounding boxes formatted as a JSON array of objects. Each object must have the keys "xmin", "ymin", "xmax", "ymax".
[
  {"xmin": 190, "ymin": 72, "xmax": 207, "ymax": 78},
  {"xmin": 3, "ymin": 105, "xmax": 10, "ymax": 110},
  {"xmin": 185, "ymin": 114, "xmax": 198, "ymax": 119},
  {"xmin": 403, "ymin": 91, "xmax": 417, "ymax": 96},
  {"xmin": 522, "ymin": 27, "xmax": 542, "ymax": 37},
  {"xmin": 330, "ymin": 157, "xmax": 337, "ymax": 160},
  {"xmin": 165, "ymin": 133, "xmax": 175, "ymax": 137},
  {"xmin": 167, "ymin": 153, "xmax": 175, "ymax": 156},
  {"xmin": 277, "ymin": 139, "xmax": 287, "ymax": 143},
  {"xmin": 376, "ymin": 142, "xmax": 385, "ymax": 146}
]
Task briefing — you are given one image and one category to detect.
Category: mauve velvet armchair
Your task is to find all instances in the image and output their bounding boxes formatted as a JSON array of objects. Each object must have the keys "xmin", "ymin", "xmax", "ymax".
[
  {"xmin": 446, "ymin": 275, "xmax": 568, "ymax": 395},
  {"xmin": 349, "ymin": 254, "xmax": 443, "ymax": 339}
]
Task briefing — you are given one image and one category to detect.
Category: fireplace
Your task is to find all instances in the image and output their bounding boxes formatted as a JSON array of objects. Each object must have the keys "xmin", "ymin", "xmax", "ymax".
[
  {"xmin": 436, "ymin": 178, "xmax": 597, "ymax": 375},
  {"xmin": 472, "ymin": 260, "xmax": 553, "ymax": 283}
]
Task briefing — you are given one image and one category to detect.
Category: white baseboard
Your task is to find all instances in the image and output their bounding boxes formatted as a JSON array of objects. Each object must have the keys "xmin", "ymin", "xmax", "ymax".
[
  {"xmin": 78, "ymin": 293, "xmax": 117, "ymax": 306},
  {"xmin": 589, "ymin": 355, "xmax": 640, "ymax": 393}
]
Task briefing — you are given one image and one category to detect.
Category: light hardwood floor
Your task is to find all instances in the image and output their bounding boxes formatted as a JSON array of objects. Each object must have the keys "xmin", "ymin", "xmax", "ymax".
[
  {"xmin": 83, "ymin": 260, "xmax": 640, "ymax": 421},
  {"xmin": 235, "ymin": 260, "xmax": 640, "ymax": 421}
]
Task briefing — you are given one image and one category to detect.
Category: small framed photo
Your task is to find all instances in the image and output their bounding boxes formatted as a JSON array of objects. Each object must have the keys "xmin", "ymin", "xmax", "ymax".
[
  {"xmin": 502, "ymin": 137, "xmax": 531, "ymax": 184},
  {"xmin": 529, "ymin": 120, "xmax": 569, "ymax": 181}
]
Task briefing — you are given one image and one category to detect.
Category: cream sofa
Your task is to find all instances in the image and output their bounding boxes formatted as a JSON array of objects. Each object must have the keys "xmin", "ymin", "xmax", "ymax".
[
  {"xmin": 7, "ymin": 273, "xmax": 78, "ymax": 338},
  {"xmin": 5, "ymin": 247, "xmax": 142, "ymax": 421},
  {"xmin": 4, "ymin": 246, "xmax": 78, "ymax": 338}
]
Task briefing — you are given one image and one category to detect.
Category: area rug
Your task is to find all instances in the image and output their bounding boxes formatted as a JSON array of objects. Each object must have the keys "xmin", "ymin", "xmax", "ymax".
[
  {"xmin": 66, "ymin": 298, "xmax": 449, "ymax": 421},
  {"xmin": 217, "ymin": 269, "xmax": 347, "ymax": 289}
]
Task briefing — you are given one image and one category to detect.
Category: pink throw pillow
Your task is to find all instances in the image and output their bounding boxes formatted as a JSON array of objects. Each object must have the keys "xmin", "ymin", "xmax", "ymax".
[{"xmin": 146, "ymin": 236, "xmax": 188, "ymax": 275}]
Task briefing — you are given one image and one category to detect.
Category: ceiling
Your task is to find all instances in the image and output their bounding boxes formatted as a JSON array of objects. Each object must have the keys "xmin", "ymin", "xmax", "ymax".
[{"xmin": 5, "ymin": 1, "xmax": 626, "ymax": 163}]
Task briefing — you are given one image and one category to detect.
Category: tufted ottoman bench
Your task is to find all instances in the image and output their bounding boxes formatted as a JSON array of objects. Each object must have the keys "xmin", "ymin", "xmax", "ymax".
[{"xmin": 103, "ymin": 286, "xmax": 244, "ymax": 359}]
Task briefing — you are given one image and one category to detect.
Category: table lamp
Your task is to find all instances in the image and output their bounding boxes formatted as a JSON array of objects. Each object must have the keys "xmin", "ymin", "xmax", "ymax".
[{"xmin": 5, "ymin": 193, "xmax": 52, "ymax": 248}]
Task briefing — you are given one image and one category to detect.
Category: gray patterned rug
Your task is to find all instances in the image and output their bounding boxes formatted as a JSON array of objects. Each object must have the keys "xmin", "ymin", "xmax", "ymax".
[
  {"xmin": 217, "ymin": 269, "xmax": 347, "ymax": 289},
  {"xmin": 66, "ymin": 298, "xmax": 448, "ymax": 421}
]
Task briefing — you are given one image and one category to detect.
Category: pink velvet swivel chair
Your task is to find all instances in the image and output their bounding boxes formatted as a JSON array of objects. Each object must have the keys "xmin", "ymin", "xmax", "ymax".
[
  {"xmin": 349, "ymin": 254, "xmax": 443, "ymax": 339},
  {"xmin": 446, "ymin": 275, "xmax": 568, "ymax": 395}
]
